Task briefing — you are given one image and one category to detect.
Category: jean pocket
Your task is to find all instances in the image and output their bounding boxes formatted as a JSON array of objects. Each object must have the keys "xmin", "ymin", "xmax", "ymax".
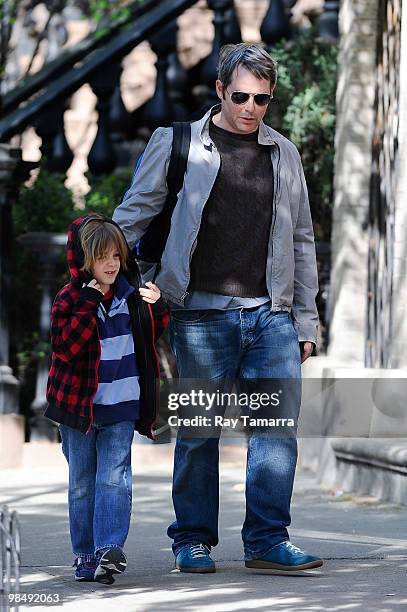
[
  {"xmin": 271, "ymin": 311, "xmax": 291, "ymax": 320},
  {"xmin": 171, "ymin": 309, "xmax": 207, "ymax": 324},
  {"xmin": 270, "ymin": 311, "xmax": 295, "ymax": 329}
]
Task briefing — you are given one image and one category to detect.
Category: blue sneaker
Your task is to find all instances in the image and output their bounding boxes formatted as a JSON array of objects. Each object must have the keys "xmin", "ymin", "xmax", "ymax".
[
  {"xmin": 94, "ymin": 547, "xmax": 127, "ymax": 585},
  {"xmin": 175, "ymin": 543, "xmax": 216, "ymax": 573},
  {"xmin": 245, "ymin": 541, "xmax": 323, "ymax": 572},
  {"xmin": 73, "ymin": 558, "xmax": 97, "ymax": 582}
]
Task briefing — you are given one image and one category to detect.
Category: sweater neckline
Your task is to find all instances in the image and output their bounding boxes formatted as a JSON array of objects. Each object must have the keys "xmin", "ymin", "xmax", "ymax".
[
  {"xmin": 210, "ymin": 119, "xmax": 259, "ymax": 142},
  {"xmin": 102, "ymin": 288, "xmax": 114, "ymax": 301}
]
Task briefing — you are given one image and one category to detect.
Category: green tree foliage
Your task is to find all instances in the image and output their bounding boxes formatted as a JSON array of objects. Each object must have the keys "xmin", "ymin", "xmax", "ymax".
[
  {"xmin": 84, "ymin": 171, "xmax": 133, "ymax": 217},
  {"xmin": 265, "ymin": 31, "xmax": 338, "ymax": 241},
  {"xmin": 13, "ymin": 167, "xmax": 76, "ymax": 234},
  {"xmin": 0, "ymin": 0, "xmax": 19, "ymax": 79},
  {"xmin": 87, "ymin": 0, "xmax": 130, "ymax": 23},
  {"xmin": 10, "ymin": 167, "xmax": 76, "ymax": 414}
]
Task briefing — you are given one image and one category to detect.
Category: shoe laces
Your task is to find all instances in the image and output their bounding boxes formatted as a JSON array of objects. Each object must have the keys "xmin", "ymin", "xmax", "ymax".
[
  {"xmin": 73, "ymin": 558, "xmax": 96, "ymax": 568},
  {"xmin": 190, "ymin": 543, "xmax": 210, "ymax": 558},
  {"xmin": 285, "ymin": 542, "xmax": 303, "ymax": 555}
]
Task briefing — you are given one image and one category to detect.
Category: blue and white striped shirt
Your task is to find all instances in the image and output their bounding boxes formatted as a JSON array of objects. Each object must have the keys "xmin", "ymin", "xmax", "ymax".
[{"xmin": 93, "ymin": 273, "xmax": 140, "ymax": 425}]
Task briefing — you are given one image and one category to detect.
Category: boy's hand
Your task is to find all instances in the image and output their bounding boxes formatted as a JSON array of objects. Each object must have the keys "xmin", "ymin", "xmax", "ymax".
[
  {"xmin": 139, "ymin": 281, "xmax": 161, "ymax": 304},
  {"xmin": 85, "ymin": 279, "xmax": 104, "ymax": 295}
]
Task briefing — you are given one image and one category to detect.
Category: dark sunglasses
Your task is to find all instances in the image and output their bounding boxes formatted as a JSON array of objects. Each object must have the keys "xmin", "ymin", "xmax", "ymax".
[{"xmin": 228, "ymin": 90, "xmax": 273, "ymax": 106}]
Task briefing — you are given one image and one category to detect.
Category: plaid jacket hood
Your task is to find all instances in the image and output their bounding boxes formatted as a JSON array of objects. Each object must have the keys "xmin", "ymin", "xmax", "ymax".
[{"xmin": 45, "ymin": 215, "xmax": 164, "ymax": 437}]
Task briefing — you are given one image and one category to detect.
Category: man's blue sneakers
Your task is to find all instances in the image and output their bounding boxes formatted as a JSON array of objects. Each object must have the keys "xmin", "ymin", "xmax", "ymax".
[
  {"xmin": 245, "ymin": 541, "xmax": 323, "ymax": 571},
  {"xmin": 73, "ymin": 558, "xmax": 98, "ymax": 582},
  {"xmin": 175, "ymin": 543, "xmax": 216, "ymax": 573}
]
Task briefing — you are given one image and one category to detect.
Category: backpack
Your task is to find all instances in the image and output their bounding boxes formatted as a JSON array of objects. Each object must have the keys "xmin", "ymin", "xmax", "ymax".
[{"xmin": 135, "ymin": 122, "xmax": 191, "ymax": 278}]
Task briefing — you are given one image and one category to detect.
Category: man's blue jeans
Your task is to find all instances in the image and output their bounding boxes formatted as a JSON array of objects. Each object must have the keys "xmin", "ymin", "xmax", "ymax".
[
  {"xmin": 167, "ymin": 304, "xmax": 301, "ymax": 560},
  {"xmin": 59, "ymin": 421, "xmax": 134, "ymax": 561}
]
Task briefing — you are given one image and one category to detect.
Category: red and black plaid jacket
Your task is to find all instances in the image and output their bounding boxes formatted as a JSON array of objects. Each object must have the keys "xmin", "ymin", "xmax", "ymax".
[{"xmin": 45, "ymin": 216, "xmax": 169, "ymax": 438}]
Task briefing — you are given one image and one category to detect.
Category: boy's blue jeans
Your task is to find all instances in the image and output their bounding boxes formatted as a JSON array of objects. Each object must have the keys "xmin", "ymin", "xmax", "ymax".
[
  {"xmin": 167, "ymin": 305, "xmax": 302, "ymax": 560},
  {"xmin": 59, "ymin": 421, "xmax": 134, "ymax": 561}
]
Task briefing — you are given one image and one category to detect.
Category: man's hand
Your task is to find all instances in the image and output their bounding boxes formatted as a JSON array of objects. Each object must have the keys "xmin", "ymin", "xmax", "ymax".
[
  {"xmin": 139, "ymin": 281, "xmax": 161, "ymax": 304},
  {"xmin": 300, "ymin": 341, "xmax": 314, "ymax": 364}
]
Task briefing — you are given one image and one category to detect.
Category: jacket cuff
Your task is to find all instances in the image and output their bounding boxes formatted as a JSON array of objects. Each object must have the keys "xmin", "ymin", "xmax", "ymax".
[
  {"xmin": 151, "ymin": 295, "xmax": 168, "ymax": 315},
  {"xmin": 79, "ymin": 286, "xmax": 104, "ymax": 305},
  {"xmin": 293, "ymin": 321, "xmax": 318, "ymax": 345}
]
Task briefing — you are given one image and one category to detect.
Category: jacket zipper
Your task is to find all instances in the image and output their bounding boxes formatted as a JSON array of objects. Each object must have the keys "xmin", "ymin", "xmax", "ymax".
[
  {"xmin": 181, "ymin": 237, "xmax": 198, "ymax": 302},
  {"xmin": 270, "ymin": 144, "xmax": 281, "ymax": 310},
  {"xmin": 137, "ymin": 301, "xmax": 159, "ymax": 439},
  {"xmin": 86, "ymin": 322, "xmax": 100, "ymax": 434},
  {"xmin": 179, "ymin": 138, "xmax": 219, "ymax": 303},
  {"xmin": 147, "ymin": 302, "xmax": 160, "ymax": 438},
  {"xmin": 147, "ymin": 303, "xmax": 160, "ymax": 377},
  {"xmin": 129, "ymin": 248, "xmax": 158, "ymax": 438}
]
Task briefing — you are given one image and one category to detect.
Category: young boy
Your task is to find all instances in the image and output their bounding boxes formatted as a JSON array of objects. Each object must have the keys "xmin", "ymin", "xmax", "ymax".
[{"xmin": 45, "ymin": 214, "xmax": 164, "ymax": 585}]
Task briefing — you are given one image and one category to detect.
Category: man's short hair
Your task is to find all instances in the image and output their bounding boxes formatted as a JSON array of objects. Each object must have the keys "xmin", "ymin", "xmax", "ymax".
[
  {"xmin": 79, "ymin": 214, "xmax": 128, "ymax": 273},
  {"xmin": 217, "ymin": 43, "xmax": 277, "ymax": 92}
]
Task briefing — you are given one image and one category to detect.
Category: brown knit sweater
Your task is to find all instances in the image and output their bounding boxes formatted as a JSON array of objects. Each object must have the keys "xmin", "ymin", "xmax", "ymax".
[{"xmin": 189, "ymin": 120, "xmax": 274, "ymax": 297}]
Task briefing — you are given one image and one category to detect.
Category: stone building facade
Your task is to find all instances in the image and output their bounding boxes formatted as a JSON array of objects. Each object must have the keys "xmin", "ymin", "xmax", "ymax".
[{"xmin": 304, "ymin": 0, "xmax": 407, "ymax": 504}]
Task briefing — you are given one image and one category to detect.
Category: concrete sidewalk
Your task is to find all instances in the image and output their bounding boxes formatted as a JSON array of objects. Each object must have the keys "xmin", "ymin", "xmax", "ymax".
[{"xmin": 0, "ymin": 441, "xmax": 406, "ymax": 611}]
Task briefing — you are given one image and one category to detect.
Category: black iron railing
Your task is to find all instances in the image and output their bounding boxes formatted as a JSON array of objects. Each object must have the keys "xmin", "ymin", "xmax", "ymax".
[
  {"xmin": 0, "ymin": 506, "xmax": 20, "ymax": 596},
  {"xmin": 1, "ymin": 0, "xmax": 158, "ymax": 116},
  {"xmin": 0, "ymin": 0, "xmax": 200, "ymax": 142}
]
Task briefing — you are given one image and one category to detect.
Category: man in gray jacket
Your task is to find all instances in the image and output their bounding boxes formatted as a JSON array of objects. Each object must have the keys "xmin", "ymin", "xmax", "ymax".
[{"xmin": 113, "ymin": 43, "xmax": 322, "ymax": 574}]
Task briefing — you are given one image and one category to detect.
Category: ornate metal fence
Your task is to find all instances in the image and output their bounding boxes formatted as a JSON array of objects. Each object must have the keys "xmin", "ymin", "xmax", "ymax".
[
  {"xmin": 366, "ymin": 0, "xmax": 402, "ymax": 368},
  {"xmin": 0, "ymin": 506, "xmax": 21, "ymax": 596}
]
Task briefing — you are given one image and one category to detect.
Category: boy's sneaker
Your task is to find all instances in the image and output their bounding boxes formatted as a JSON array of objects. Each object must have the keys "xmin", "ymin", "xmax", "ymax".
[
  {"xmin": 175, "ymin": 543, "xmax": 216, "ymax": 573},
  {"xmin": 94, "ymin": 547, "xmax": 127, "ymax": 585},
  {"xmin": 73, "ymin": 558, "xmax": 98, "ymax": 582},
  {"xmin": 245, "ymin": 541, "xmax": 323, "ymax": 572}
]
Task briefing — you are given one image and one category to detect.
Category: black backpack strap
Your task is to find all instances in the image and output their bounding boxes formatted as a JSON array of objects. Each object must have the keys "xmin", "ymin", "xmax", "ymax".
[{"xmin": 166, "ymin": 122, "xmax": 191, "ymax": 199}]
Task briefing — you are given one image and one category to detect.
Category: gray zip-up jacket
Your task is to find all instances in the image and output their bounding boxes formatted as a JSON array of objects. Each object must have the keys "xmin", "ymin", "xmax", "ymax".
[{"xmin": 113, "ymin": 106, "xmax": 319, "ymax": 344}]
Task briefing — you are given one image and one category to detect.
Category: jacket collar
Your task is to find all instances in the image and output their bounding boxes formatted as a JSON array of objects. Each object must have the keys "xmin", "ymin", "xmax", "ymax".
[
  {"xmin": 98, "ymin": 273, "xmax": 134, "ymax": 320},
  {"xmin": 114, "ymin": 271, "xmax": 135, "ymax": 301},
  {"xmin": 197, "ymin": 104, "xmax": 277, "ymax": 147}
]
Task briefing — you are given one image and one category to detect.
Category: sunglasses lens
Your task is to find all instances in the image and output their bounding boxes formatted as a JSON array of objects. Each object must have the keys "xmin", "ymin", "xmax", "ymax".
[
  {"xmin": 254, "ymin": 94, "xmax": 271, "ymax": 106},
  {"xmin": 230, "ymin": 91, "xmax": 271, "ymax": 106},
  {"xmin": 230, "ymin": 91, "xmax": 250, "ymax": 104}
]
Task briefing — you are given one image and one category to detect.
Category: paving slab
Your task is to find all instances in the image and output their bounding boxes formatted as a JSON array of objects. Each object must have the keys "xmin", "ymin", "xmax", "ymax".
[{"xmin": 0, "ymin": 442, "xmax": 406, "ymax": 611}]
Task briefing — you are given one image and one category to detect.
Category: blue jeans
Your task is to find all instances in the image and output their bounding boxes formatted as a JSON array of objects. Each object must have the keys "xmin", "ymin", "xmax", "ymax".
[
  {"xmin": 59, "ymin": 421, "xmax": 134, "ymax": 561},
  {"xmin": 167, "ymin": 304, "xmax": 301, "ymax": 559}
]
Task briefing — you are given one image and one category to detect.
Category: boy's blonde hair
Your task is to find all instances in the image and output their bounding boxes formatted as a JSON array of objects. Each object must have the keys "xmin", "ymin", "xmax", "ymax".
[{"xmin": 79, "ymin": 214, "xmax": 128, "ymax": 273}]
